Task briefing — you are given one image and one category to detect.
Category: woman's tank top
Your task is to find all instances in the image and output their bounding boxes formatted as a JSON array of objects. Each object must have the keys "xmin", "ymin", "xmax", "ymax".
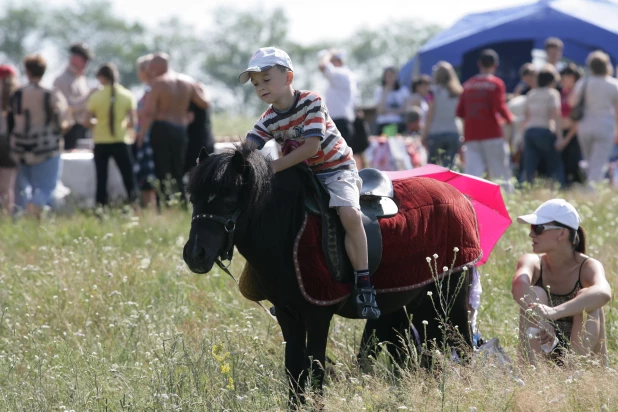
[{"xmin": 534, "ymin": 256, "xmax": 588, "ymax": 341}]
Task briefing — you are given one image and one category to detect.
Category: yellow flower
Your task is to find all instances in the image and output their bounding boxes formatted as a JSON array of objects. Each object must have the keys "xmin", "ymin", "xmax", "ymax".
[
  {"xmin": 220, "ymin": 363, "xmax": 231, "ymax": 374},
  {"xmin": 212, "ymin": 344, "xmax": 230, "ymax": 363},
  {"xmin": 226, "ymin": 376, "xmax": 235, "ymax": 390}
]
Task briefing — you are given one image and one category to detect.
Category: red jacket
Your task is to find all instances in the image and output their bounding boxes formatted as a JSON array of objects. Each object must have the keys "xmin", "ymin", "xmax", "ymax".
[{"xmin": 456, "ymin": 74, "xmax": 513, "ymax": 141}]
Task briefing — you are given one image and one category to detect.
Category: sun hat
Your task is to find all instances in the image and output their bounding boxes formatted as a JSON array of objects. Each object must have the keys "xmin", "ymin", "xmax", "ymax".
[
  {"xmin": 517, "ymin": 199, "xmax": 581, "ymax": 230},
  {"xmin": 238, "ymin": 47, "xmax": 294, "ymax": 84}
]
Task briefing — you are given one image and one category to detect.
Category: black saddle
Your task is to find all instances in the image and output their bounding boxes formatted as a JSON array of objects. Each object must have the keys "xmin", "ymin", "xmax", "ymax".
[{"xmin": 304, "ymin": 168, "xmax": 399, "ymax": 283}]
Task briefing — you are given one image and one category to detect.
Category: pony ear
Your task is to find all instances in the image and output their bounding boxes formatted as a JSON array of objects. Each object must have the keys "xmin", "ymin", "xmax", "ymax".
[
  {"xmin": 196, "ymin": 147, "xmax": 209, "ymax": 164},
  {"xmin": 231, "ymin": 150, "xmax": 249, "ymax": 176}
]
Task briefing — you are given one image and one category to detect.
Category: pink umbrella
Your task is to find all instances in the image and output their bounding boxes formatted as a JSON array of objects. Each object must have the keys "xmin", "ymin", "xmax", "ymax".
[{"xmin": 386, "ymin": 165, "xmax": 512, "ymax": 265}]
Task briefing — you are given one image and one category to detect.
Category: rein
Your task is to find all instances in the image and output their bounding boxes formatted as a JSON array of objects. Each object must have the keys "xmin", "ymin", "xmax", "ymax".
[{"xmin": 191, "ymin": 209, "xmax": 276, "ymax": 321}]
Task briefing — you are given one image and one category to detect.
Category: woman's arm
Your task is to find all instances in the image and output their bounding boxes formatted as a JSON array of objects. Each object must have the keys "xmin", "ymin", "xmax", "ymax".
[
  {"xmin": 421, "ymin": 99, "xmax": 436, "ymax": 143},
  {"xmin": 127, "ymin": 108, "xmax": 137, "ymax": 130},
  {"xmin": 375, "ymin": 87, "xmax": 389, "ymax": 115},
  {"xmin": 551, "ymin": 91, "xmax": 563, "ymax": 140},
  {"xmin": 82, "ymin": 112, "xmax": 95, "ymax": 129},
  {"xmin": 613, "ymin": 99, "xmax": 618, "ymax": 143},
  {"xmin": 532, "ymin": 258, "xmax": 611, "ymax": 320},
  {"xmin": 512, "ymin": 253, "xmax": 539, "ymax": 310}
]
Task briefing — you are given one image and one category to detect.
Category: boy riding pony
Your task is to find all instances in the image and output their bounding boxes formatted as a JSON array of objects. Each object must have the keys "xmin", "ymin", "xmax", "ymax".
[{"xmin": 240, "ymin": 47, "xmax": 380, "ymax": 319}]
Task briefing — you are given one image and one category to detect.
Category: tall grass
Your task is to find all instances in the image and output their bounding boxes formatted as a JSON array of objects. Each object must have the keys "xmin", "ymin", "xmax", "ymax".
[{"xmin": 0, "ymin": 185, "xmax": 617, "ymax": 410}]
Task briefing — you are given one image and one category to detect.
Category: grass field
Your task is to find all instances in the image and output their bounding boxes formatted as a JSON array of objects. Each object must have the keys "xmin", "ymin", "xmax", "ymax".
[{"xmin": 1, "ymin": 185, "xmax": 617, "ymax": 411}]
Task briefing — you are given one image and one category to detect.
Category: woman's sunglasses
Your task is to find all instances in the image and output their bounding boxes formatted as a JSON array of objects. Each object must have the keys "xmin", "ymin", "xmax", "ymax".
[{"xmin": 531, "ymin": 224, "xmax": 565, "ymax": 235}]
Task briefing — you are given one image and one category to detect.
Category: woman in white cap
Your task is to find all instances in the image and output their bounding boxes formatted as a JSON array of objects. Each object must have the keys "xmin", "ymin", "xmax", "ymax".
[{"xmin": 511, "ymin": 199, "xmax": 611, "ymax": 365}]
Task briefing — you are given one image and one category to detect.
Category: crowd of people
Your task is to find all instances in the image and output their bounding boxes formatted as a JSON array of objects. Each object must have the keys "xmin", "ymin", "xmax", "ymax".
[
  {"xmin": 328, "ymin": 37, "xmax": 618, "ymax": 194},
  {"xmin": 1, "ymin": 36, "xmax": 618, "ymax": 218},
  {"xmin": 0, "ymin": 43, "xmax": 214, "ymax": 217}
]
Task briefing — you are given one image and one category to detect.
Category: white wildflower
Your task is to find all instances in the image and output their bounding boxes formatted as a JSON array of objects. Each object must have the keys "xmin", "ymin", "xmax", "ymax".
[
  {"xmin": 139, "ymin": 258, "xmax": 151, "ymax": 270},
  {"xmin": 443, "ymin": 266, "xmax": 449, "ymax": 272},
  {"xmin": 427, "ymin": 291, "xmax": 433, "ymax": 297},
  {"xmin": 422, "ymin": 320, "xmax": 428, "ymax": 325},
  {"xmin": 433, "ymin": 253, "xmax": 438, "ymax": 259},
  {"xmin": 453, "ymin": 247, "xmax": 459, "ymax": 252},
  {"xmin": 426, "ymin": 257, "xmax": 431, "ymax": 263}
]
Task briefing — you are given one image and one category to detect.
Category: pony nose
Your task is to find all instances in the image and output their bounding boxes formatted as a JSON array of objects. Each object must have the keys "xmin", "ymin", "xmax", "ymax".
[{"xmin": 192, "ymin": 242, "xmax": 206, "ymax": 260}]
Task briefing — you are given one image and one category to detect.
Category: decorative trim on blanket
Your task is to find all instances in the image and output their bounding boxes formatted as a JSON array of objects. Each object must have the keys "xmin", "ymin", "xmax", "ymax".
[
  {"xmin": 293, "ymin": 211, "xmax": 351, "ymax": 306},
  {"xmin": 293, "ymin": 211, "xmax": 483, "ymax": 307}
]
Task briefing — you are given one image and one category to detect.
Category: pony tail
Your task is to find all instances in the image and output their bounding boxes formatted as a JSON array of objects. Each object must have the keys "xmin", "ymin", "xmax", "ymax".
[
  {"xmin": 109, "ymin": 77, "xmax": 116, "ymax": 137},
  {"xmin": 96, "ymin": 63, "xmax": 118, "ymax": 137},
  {"xmin": 574, "ymin": 226, "xmax": 586, "ymax": 254}
]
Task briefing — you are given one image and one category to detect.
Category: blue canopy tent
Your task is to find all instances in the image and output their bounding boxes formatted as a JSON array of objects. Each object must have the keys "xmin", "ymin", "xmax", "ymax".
[{"xmin": 400, "ymin": 0, "xmax": 618, "ymax": 91}]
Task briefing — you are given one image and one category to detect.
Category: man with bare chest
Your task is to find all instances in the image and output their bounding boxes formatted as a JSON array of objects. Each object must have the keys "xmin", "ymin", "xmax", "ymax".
[{"xmin": 137, "ymin": 52, "xmax": 209, "ymax": 201}]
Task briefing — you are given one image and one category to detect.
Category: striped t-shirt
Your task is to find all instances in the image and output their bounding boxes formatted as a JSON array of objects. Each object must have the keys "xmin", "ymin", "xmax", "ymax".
[{"xmin": 247, "ymin": 90, "xmax": 356, "ymax": 175}]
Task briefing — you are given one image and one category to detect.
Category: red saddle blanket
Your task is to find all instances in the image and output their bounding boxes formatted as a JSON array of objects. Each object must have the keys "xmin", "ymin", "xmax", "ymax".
[{"xmin": 294, "ymin": 176, "xmax": 483, "ymax": 306}]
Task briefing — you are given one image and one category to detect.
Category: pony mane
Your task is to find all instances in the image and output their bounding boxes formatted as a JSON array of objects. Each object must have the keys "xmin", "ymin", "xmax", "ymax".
[{"xmin": 186, "ymin": 141, "xmax": 273, "ymax": 214}]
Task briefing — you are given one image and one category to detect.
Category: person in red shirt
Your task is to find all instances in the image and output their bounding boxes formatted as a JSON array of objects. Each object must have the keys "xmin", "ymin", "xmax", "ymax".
[{"xmin": 456, "ymin": 49, "xmax": 514, "ymax": 191}]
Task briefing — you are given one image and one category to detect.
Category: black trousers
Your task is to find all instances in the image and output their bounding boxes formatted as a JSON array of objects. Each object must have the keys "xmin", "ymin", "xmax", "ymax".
[
  {"xmin": 64, "ymin": 124, "xmax": 88, "ymax": 150},
  {"xmin": 561, "ymin": 129, "xmax": 584, "ymax": 187},
  {"xmin": 93, "ymin": 143, "xmax": 137, "ymax": 206},
  {"xmin": 333, "ymin": 118, "xmax": 355, "ymax": 147},
  {"xmin": 149, "ymin": 120, "xmax": 188, "ymax": 201}
]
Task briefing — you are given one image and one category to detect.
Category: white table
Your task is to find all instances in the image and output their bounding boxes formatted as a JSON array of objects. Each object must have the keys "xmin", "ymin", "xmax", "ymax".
[
  {"xmin": 57, "ymin": 140, "xmax": 280, "ymax": 208},
  {"xmin": 57, "ymin": 151, "xmax": 126, "ymax": 208}
]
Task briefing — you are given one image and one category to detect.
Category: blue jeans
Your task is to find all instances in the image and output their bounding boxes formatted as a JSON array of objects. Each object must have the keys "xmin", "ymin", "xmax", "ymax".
[
  {"xmin": 426, "ymin": 132, "xmax": 461, "ymax": 168},
  {"xmin": 15, "ymin": 154, "xmax": 61, "ymax": 209},
  {"xmin": 523, "ymin": 128, "xmax": 565, "ymax": 186}
]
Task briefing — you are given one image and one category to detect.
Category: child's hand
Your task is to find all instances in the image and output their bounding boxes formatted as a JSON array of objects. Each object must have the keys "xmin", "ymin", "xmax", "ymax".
[{"xmin": 269, "ymin": 160, "xmax": 279, "ymax": 174}]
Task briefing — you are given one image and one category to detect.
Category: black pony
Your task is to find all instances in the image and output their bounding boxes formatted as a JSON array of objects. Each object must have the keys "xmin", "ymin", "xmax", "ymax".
[{"xmin": 183, "ymin": 143, "xmax": 477, "ymax": 404}]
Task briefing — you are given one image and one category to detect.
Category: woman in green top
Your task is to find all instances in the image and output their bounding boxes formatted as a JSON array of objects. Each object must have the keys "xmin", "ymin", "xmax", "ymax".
[{"xmin": 85, "ymin": 63, "xmax": 138, "ymax": 206}]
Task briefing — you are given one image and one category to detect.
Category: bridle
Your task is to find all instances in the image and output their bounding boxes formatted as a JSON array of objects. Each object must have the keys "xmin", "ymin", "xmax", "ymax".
[
  {"xmin": 191, "ymin": 209, "xmax": 242, "ymax": 269},
  {"xmin": 190, "ymin": 208, "xmax": 275, "ymax": 320}
]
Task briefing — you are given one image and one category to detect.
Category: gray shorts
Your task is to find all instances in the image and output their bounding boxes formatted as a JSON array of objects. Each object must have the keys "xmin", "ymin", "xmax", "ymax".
[{"xmin": 318, "ymin": 170, "xmax": 362, "ymax": 210}]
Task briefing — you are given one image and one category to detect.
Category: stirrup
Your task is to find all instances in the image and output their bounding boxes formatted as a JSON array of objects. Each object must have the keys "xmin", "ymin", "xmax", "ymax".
[{"xmin": 354, "ymin": 286, "xmax": 381, "ymax": 320}]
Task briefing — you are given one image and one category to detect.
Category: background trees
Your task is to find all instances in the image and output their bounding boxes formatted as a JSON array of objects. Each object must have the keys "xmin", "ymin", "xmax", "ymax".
[{"xmin": 0, "ymin": 1, "xmax": 441, "ymax": 115}]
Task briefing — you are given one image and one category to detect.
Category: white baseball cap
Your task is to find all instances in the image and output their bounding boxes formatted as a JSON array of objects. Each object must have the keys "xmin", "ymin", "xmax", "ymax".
[
  {"xmin": 238, "ymin": 47, "xmax": 294, "ymax": 84},
  {"xmin": 517, "ymin": 199, "xmax": 581, "ymax": 230}
]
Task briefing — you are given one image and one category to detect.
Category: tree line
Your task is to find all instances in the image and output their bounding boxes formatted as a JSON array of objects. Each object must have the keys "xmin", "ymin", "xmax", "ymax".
[{"xmin": 0, "ymin": 0, "xmax": 441, "ymax": 114}]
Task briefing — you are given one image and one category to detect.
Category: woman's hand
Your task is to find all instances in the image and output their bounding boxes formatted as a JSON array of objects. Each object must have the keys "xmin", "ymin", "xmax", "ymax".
[
  {"xmin": 536, "ymin": 327, "xmax": 556, "ymax": 347},
  {"xmin": 529, "ymin": 302, "xmax": 559, "ymax": 321},
  {"xmin": 554, "ymin": 136, "xmax": 568, "ymax": 152}
]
